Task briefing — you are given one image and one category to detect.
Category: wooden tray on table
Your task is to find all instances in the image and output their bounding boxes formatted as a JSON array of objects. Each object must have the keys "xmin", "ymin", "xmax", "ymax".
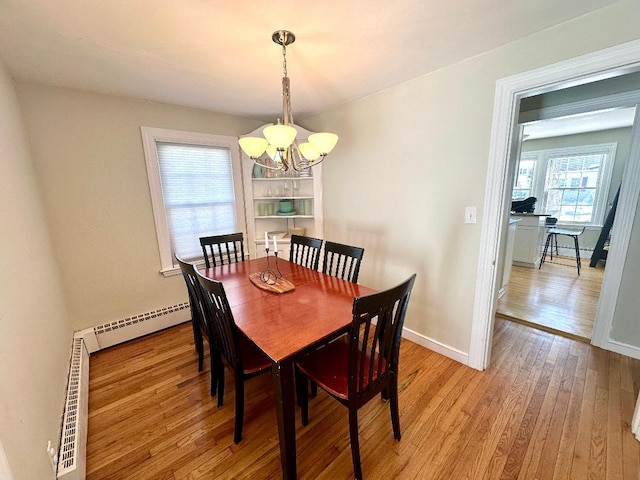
[{"xmin": 249, "ymin": 272, "xmax": 295, "ymax": 293}]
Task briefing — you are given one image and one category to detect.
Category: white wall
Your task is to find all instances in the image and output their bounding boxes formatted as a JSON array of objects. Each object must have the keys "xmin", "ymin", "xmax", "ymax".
[
  {"xmin": 0, "ymin": 62, "xmax": 72, "ymax": 479},
  {"xmin": 304, "ymin": 0, "xmax": 640, "ymax": 358},
  {"xmin": 15, "ymin": 83, "xmax": 262, "ymax": 331}
]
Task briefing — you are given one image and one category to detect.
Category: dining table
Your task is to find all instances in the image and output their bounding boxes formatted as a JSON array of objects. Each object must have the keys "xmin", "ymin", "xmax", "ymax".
[{"xmin": 203, "ymin": 256, "xmax": 376, "ymax": 479}]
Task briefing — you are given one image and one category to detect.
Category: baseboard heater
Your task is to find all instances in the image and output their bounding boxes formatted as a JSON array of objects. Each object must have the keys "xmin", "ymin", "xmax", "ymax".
[
  {"xmin": 57, "ymin": 303, "xmax": 191, "ymax": 479},
  {"xmin": 82, "ymin": 302, "xmax": 190, "ymax": 352},
  {"xmin": 57, "ymin": 337, "xmax": 88, "ymax": 480}
]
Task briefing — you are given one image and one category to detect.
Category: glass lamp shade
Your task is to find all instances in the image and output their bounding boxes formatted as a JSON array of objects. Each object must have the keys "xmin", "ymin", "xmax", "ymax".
[
  {"xmin": 239, "ymin": 137, "xmax": 268, "ymax": 158},
  {"xmin": 266, "ymin": 144, "xmax": 278, "ymax": 160},
  {"xmin": 308, "ymin": 132, "xmax": 338, "ymax": 154},
  {"xmin": 299, "ymin": 142, "xmax": 320, "ymax": 161},
  {"xmin": 263, "ymin": 124, "xmax": 297, "ymax": 149}
]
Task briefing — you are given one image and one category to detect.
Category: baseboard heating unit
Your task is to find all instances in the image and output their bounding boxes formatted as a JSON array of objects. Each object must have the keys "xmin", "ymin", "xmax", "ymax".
[
  {"xmin": 87, "ymin": 302, "xmax": 190, "ymax": 351},
  {"xmin": 57, "ymin": 303, "xmax": 191, "ymax": 479},
  {"xmin": 57, "ymin": 337, "xmax": 88, "ymax": 480}
]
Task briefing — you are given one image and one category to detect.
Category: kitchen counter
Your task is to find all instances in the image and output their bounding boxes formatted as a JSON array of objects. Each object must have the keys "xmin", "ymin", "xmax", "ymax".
[{"xmin": 511, "ymin": 213, "xmax": 550, "ymax": 268}]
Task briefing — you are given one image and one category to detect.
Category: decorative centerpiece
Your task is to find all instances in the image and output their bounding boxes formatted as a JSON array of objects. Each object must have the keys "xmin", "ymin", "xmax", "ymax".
[
  {"xmin": 249, "ymin": 234, "xmax": 295, "ymax": 293},
  {"xmin": 260, "ymin": 233, "xmax": 283, "ymax": 284}
]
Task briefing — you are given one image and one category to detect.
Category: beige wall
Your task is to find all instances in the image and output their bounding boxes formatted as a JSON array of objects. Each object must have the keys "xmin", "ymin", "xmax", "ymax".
[
  {"xmin": 15, "ymin": 83, "xmax": 262, "ymax": 330},
  {"xmin": 304, "ymin": 0, "xmax": 640, "ymax": 355},
  {"xmin": 0, "ymin": 63, "xmax": 72, "ymax": 479}
]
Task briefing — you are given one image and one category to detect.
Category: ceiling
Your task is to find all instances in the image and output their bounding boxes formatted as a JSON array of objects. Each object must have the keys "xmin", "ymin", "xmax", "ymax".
[{"xmin": 0, "ymin": 0, "xmax": 619, "ymax": 122}]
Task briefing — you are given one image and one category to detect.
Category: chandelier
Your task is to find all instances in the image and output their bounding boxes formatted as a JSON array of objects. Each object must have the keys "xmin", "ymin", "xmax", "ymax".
[{"xmin": 238, "ymin": 30, "xmax": 338, "ymax": 173}]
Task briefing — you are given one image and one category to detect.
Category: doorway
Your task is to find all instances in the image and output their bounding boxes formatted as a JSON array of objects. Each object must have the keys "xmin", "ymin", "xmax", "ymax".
[
  {"xmin": 469, "ymin": 39, "xmax": 640, "ymax": 371},
  {"xmin": 496, "ymin": 108, "xmax": 635, "ymax": 341}
]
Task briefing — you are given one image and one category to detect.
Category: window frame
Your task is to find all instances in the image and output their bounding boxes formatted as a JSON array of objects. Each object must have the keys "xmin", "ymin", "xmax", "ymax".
[
  {"xmin": 512, "ymin": 152, "xmax": 539, "ymax": 200},
  {"xmin": 514, "ymin": 143, "xmax": 616, "ymax": 227},
  {"xmin": 141, "ymin": 126, "xmax": 246, "ymax": 276}
]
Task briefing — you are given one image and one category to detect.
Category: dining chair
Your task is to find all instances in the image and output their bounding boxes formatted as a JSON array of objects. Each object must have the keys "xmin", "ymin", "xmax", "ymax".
[
  {"xmin": 195, "ymin": 267, "xmax": 271, "ymax": 444},
  {"xmin": 295, "ymin": 274, "xmax": 417, "ymax": 480},
  {"xmin": 200, "ymin": 232, "xmax": 245, "ymax": 268},
  {"xmin": 175, "ymin": 254, "xmax": 220, "ymax": 397},
  {"xmin": 289, "ymin": 234, "xmax": 323, "ymax": 270},
  {"xmin": 322, "ymin": 240, "xmax": 365, "ymax": 283},
  {"xmin": 306, "ymin": 240, "xmax": 366, "ymax": 397}
]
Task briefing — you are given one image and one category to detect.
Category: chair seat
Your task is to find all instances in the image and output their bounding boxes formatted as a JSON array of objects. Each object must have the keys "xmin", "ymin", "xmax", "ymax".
[
  {"xmin": 238, "ymin": 333, "xmax": 271, "ymax": 374},
  {"xmin": 297, "ymin": 336, "xmax": 385, "ymax": 400},
  {"xmin": 548, "ymin": 227, "xmax": 584, "ymax": 237}
]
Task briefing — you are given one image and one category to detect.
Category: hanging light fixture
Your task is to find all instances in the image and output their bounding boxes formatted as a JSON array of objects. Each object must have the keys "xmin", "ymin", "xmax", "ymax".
[{"xmin": 239, "ymin": 30, "xmax": 338, "ymax": 174}]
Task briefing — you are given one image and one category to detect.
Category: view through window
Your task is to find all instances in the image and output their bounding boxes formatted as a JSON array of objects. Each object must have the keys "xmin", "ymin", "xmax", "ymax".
[{"xmin": 512, "ymin": 143, "xmax": 616, "ymax": 225}]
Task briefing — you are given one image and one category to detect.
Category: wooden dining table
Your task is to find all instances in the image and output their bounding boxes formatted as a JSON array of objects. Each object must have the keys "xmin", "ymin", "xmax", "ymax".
[{"xmin": 203, "ymin": 256, "xmax": 376, "ymax": 479}]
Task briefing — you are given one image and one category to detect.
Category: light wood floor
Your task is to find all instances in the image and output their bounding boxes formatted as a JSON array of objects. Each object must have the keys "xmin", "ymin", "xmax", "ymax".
[
  {"xmin": 86, "ymin": 320, "xmax": 640, "ymax": 479},
  {"xmin": 496, "ymin": 257, "xmax": 605, "ymax": 341}
]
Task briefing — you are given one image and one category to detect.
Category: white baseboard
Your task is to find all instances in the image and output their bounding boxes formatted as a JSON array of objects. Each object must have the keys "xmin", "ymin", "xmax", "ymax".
[
  {"xmin": 401, "ymin": 327, "xmax": 469, "ymax": 366},
  {"xmin": 596, "ymin": 337, "xmax": 640, "ymax": 361}
]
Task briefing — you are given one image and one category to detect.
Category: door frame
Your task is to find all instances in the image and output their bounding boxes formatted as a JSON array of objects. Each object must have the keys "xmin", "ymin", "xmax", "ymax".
[{"xmin": 469, "ymin": 38, "xmax": 640, "ymax": 370}]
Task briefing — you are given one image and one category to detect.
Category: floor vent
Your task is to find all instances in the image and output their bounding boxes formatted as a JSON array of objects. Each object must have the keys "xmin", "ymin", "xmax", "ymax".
[
  {"xmin": 57, "ymin": 337, "xmax": 88, "ymax": 480},
  {"xmin": 92, "ymin": 302, "xmax": 190, "ymax": 350}
]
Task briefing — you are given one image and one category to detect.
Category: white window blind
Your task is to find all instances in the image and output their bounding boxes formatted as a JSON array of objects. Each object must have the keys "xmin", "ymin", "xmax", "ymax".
[
  {"xmin": 156, "ymin": 142, "xmax": 237, "ymax": 261},
  {"xmin": 141, "ymin": 127, "xmax": 245, "ymax": 275}
]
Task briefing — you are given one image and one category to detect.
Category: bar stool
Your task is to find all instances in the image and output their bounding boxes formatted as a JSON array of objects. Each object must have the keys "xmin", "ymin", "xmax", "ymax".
[{"xmin": 539, "ymin": 226, "xmax": 586, "ymax": 274}]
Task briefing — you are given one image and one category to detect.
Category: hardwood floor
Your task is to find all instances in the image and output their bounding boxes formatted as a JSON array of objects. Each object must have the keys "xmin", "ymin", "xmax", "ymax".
[
  {"xmin": 86, "ymin": 319, "xmax": 640, "ymax": 479},
  {"xmin": 496, "ymin": 257, "xmax": 605, "ymax": 340}
]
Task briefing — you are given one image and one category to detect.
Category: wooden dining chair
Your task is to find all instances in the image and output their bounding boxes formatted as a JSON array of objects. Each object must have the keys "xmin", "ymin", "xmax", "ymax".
[
  {"xmin": 195, "ymin": 267, "xmax": 271, "ymax": 444},
  {"xmin": 296, "ymin": 274, "xmax": 417, "ymax": 480},
  {"xmin": 289, "ymin": 234, "xmax": 323, "ymax": 270},
  {"xmin": 305, "ymin": 240, "xmax": 366, "ymax": 397},
  {"xmin": 322, "ymin": 240, "xmax": 365, "ymax": 283},
  {"xmin": 175, "ymin": 254, "xmax": 221, "ymax": 397},
  {"xmin": 200, "ymin": 232, "xmax": 245, "ymax": 268}
]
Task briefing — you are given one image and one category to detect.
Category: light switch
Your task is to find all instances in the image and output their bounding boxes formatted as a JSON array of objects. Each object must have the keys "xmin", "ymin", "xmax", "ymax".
[{"xmin": 465, "ymin": 206, "xmax": 477, "ymax": 224}]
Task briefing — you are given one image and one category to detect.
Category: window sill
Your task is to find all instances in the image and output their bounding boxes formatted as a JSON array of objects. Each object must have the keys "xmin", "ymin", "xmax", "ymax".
[{"xmin": 160, "ymin": 259, "xmax": 207, "ymax": 278}]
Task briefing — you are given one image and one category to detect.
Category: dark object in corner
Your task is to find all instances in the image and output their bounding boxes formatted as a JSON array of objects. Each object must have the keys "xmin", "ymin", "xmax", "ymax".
[{"xmin": 511, "ymin": 197, "xmax": 537, "ymax": 213}]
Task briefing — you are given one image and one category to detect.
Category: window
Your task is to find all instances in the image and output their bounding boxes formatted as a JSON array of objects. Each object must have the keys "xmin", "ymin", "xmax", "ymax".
[
  {"xmin": 512, "ymin": 143, "xmax": 616, "ymax": 226},
  {"xmin": 141, "ymin": 127, "xmax": 245, "ymax": 275},
  {"xmin": 512, "ymin": 154, "xmax": 537, "ymax": 200}
]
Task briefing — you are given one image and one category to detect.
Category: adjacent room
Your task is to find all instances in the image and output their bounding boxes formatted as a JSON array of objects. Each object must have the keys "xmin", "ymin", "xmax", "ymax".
[
  {"xmin": 497, "ymin": 103, "xmax": 636, "ymax": 340},
  {"xmin": 1, "ymin": 1, "xmax": 640, "ymax": 479}
]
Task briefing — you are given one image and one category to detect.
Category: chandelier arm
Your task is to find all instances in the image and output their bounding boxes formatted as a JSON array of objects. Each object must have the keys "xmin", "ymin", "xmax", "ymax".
[
  {"xmin": 252, "ymin": 156, "xmax": 281, "ymax": 170},
  {"xmin": 291, "ymin": 141, "xmax": 315, "ymax": 172}
]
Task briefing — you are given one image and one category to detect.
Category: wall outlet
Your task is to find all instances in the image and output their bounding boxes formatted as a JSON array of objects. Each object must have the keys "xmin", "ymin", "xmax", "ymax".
[{"xmin": 465, "ymin": 206, "xmax": 477, "ymax": 224}]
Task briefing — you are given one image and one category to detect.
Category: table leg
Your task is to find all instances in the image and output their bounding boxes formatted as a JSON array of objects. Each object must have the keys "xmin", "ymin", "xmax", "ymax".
[{"xmin": 272, "ymin": 358, "xmax": 297, "ymax": 479}]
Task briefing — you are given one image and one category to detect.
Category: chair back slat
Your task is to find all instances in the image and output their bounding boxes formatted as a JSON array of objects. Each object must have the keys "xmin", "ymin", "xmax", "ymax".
[
  {"xmin": 195, "ymin": 268, "xmax": 240, "ymax": 369},
  {"xmin": 289, "ymin": 234, "xmax": 323, "ymax": 270},
  {"xmin": 200, "ymin": 233, "xmax": 245, "ymax": 268},
  {"xmin": 349, "ymin": 274, "xmax": 416, "ymax": 400},
  {"xmin": 322, "ymin": 241, "xmax": 364, "ymax": 283}
]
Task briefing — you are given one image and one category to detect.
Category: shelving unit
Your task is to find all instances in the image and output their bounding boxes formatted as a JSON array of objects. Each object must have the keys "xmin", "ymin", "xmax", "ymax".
[{"xmin": 240, "ymin": 124, "xmax": 324, "ymax": 259}]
